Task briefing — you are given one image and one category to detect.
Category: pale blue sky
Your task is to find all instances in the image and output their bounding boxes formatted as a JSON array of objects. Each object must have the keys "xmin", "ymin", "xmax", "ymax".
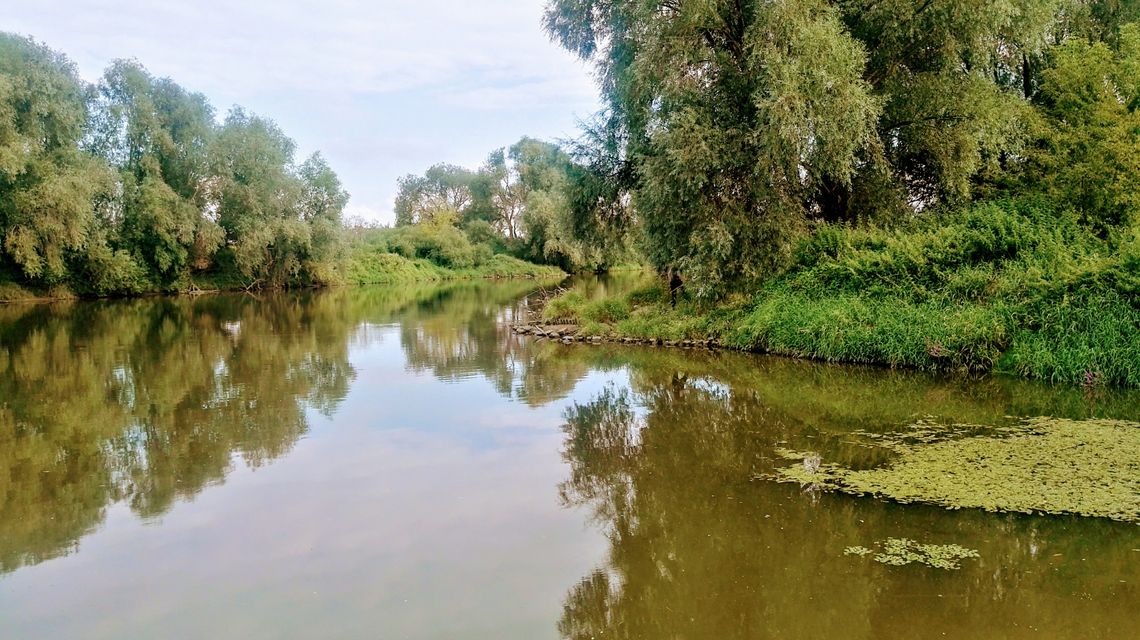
[{"xmin": 7, "ymin": 0, "xmax": 599, "ymax": 224}]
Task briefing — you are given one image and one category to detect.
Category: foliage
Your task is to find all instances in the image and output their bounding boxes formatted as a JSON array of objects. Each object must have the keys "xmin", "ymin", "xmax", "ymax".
[
  {"xmin": 539, "ymin": 199, "xmax": 1140, "ymax": 386},
  {"xmin": 0, "ymin": 34, "xmax": 114, "ymax": 286},
  {"xmin": 546, "ymin": 0, "xmax": 881, "ymax": 297},
  {"xmin": 383, "ymin": 213, "xmax": 486, "ymax": 269},
  {"xmin": 0, "ymin": 33, "xmax": 349, "ymax": 296},
  {"xmin": 1012, "ymin": 24, "xmax": 1140, "ymax": 230},
  {"xmin": 89, "ymin": 60, "xmax": 222, "ymax": 286},
  {"xmin": 394, "ymin": 163, "xmax": 476, "ymax": 227},
  {"xmin": 394, "ymin": 136, "xmax": 632, "ymax": 273},
  {"xmin": 543, "ymin": 0, "xmax": 1140, "ymax": 299}
]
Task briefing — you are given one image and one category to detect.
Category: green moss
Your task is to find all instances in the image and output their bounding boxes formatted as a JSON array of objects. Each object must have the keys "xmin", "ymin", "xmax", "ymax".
[{"xmin": 768, "ymin": 417, "xmax": 1140, "ymax": 522}]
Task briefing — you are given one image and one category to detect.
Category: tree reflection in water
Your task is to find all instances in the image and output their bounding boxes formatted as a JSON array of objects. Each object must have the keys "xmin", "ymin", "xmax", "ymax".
[
  {"xmin": 0, "ymin": 278, "xmax": 572, "ymax": 575},
  {"xmin": 554, "ymin": 350, "xmax": 1140, "ymax": 640},
  {"xmin": 0, "ymin": 292, "xmax": 361, "ymax": 573},
  {"xmin": 3, "ymin": 278, "xmax": 1138, "ymax": 638}
]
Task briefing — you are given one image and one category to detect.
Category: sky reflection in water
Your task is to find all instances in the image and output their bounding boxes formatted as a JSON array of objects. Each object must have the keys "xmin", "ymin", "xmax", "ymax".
[{"xmin": 0, "ymin": 278, "xmax": 1137, "ymax": 639}]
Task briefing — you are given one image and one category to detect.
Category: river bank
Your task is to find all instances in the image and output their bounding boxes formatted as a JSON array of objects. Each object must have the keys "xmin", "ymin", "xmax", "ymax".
[
  {"xmin": 524, "ymin": 201, "xmax": 1140, "ymax": 389},
  {"xmin": 0, "ymin": 252, "xmax": 566, "ymax": 304}
]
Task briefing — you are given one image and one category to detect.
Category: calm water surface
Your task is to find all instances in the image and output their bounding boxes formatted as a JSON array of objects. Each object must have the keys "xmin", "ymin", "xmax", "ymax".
[{"xmin": 1, "ymin": 278, "xmax": 1138, "ymax": 639}]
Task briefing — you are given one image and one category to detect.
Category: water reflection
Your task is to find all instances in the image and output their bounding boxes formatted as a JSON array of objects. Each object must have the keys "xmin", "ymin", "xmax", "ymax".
[
  {"xmin": 0, "ymin": 293, "xmax": 365, "ymax": 573},
  {"xmin": 0, "ymin": 278, "xmax": 598, "ymax": 578},
  {"xmin": 2, "ymin": 277, "xmax": 1139, "ymax": 639},
  {"xmin": 553, "ymin": 350, "xmax": 1140, "ymax": 639}
]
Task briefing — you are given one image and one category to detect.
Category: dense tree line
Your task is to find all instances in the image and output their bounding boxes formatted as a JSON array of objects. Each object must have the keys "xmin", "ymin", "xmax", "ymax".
[
  {"xmin": 0, "ymin": 33, "xmax": 348, "ymax": 295},
  {"xmin": 542, "ymin": 0, "xmax": 1140, "ymax": 297},
  {"xmin": 392, "ymin": 136, "xmax": 633, "ymax": 273}
]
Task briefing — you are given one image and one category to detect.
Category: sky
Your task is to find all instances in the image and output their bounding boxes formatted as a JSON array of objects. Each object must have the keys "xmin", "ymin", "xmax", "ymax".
[{"xmin": 7, "ymin": 0, "xmax": 600, "ymax": 224}]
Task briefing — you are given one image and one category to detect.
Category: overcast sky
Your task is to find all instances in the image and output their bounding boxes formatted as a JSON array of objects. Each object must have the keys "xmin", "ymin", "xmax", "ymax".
[{"xmin": 7, "ymin": 0, "xmax": 600, "ymax": 224}]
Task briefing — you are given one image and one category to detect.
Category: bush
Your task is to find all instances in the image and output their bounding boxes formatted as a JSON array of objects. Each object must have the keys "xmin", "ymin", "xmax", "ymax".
[
  {"xmin": 543, "ymin": 291, "xmax": 586, "ymax": 322},
  {"xmin": 385, "ymin": 223, "xmax": 477, "ymax": 269}
]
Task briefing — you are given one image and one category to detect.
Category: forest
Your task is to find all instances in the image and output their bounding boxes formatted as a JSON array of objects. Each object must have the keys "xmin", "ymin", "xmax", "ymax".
[{"xmin": 0, "ymin": 34, "xmax": 356, "ymax": 296}]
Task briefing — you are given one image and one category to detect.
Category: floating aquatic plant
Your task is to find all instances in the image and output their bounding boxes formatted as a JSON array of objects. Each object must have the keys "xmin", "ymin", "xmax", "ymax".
[
  {"xmin": 766, "ymin": 418, "xmax": 1140, "ymax": 523},
  {"xmin": 847, "ymin": 538, "xmax": 980, "ymax": 570}
]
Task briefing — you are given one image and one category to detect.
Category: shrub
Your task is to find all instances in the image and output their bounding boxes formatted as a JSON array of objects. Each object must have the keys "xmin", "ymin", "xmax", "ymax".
[{"xmin": 384, "ymin": 223, "xmax": 477, "ymax": 269}]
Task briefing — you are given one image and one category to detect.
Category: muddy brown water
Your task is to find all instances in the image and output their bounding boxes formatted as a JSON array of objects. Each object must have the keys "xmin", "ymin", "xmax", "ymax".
[{"xmin": 1, "ymin": 277, "xmax": 1137, "ymax": 639}]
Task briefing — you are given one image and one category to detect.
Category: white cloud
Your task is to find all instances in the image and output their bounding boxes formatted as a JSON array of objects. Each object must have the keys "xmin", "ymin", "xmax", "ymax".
[{"xmin": 7, "ymin": 0, "xmax": 600, "ymax": 222}]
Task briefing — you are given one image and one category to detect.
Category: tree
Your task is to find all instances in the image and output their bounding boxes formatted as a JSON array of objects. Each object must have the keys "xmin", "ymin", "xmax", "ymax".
[
  {"xmin": 212, "ymin": 108, "xmax": 345, "ymax": 287},
  {"xmin": 545, "ymin": 0, "xmax": 881, "ymax": 296},
  {"xmin": 0, "ymin": 32, "xmax": 351, "ymax": 295},
  {"xmin": 511, "ymin": 138, "xmax": 605, "ymax": 270},
  {"xmin": 1016, "ymin": 24, "xmax": 1140, "ymax": 230},
  {"xmin": 833, "ymin": 0, "xmax": 1059, "ymax": 216},
  {"xmin": 297, "ymin": 153, "xmax": 350, "ymax": 282},
  {"xmin": 90, "ymin": 60, "xmax": 223, "ymax": 284},
  {"xmin": 0, "ymin": 34, "xmax": 114, "ymax": 285},
  {"xmin": 475, "ymin": 149, "xmax": 525, "ymax": 241},
  {"xmin": 394, "ymin": 163, "xmax": 476, "ymax": 226}
]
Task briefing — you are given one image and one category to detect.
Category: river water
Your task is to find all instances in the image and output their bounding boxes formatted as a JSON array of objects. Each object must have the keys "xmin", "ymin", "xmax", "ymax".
[{"xmin": 0, "ymin": 278, "xmax": 1137, "ymax": 639}]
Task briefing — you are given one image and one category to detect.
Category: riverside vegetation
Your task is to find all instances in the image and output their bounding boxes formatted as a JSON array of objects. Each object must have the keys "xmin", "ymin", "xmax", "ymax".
[
  {"xmin": 0, "ymin": 35, "xmax": 571, "ymax": 302},
  {"xmin": 521, "ymin": 0, "xmax": 1140, "ymax": 530},
  {"xmin": 530, "ymin": 2, "xmax": 1140, "ymax": 390}
]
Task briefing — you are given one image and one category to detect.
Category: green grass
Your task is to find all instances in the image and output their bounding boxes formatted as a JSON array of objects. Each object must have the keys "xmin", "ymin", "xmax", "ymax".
[
  {"xmin": 0, "ymin": 282, "xmax": 36, "ymax": 302},
  {"xmin": 0, "ymin": 248, "xmax": 564, "ymax": 303},
  {"xmin": 539, "ymin": 198, "xmax": 1140, "ymax": 388},
  {"xmin": 344, "ymin": 249, "xmax": 564, "ymax": 285}
]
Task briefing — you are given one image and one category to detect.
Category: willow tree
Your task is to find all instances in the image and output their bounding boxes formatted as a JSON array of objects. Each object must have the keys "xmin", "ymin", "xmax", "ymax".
[
  {"xmin": 545, "ymin": 0, "xmax": 1084, "ymax": 296},
  {"xmin": 546, "ymin": 0, "xmax": 881, "ymax": 296},
  {"xmin": 394, "ymin": 163, "xmax": 476, "ymax": 226},
  {"xmin": 89, "ymin": 60, "xmax": 223, "ymax": 285},
  {"xmin": 832, "ymin": 0, "xmax": 1062, "ymax": 217},
  {"xmin": 212, "ymin": 109, "xmax": 347, "ymax": 287},
  {"xmin": 0, "ymin": 34, "xmax": 115, "ymax": 286}
]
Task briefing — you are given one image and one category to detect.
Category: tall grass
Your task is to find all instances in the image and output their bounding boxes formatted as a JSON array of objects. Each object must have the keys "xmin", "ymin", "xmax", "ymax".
[{"xmin": 540, "ymin": 199, "xmax": 1140, "ymax": 388}]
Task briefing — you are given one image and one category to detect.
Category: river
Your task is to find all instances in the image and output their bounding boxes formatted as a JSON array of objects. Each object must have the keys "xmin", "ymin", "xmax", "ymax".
[{"xmin": 0, "ymin": 277, "xmax": 1137, "ymax": 639}]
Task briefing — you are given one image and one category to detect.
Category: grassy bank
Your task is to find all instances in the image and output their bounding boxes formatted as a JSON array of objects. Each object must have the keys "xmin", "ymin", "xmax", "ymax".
[
  {"xmin": 540, "ymin": 199, "xmax": 1140, "ymax": 388},
  {"xmin": 344, "ymin": 250, "xmax": 565, "ymax": 285},
  {"xmin": 0, "ymin": 251, "xmax": 565, "ymax": 304}
]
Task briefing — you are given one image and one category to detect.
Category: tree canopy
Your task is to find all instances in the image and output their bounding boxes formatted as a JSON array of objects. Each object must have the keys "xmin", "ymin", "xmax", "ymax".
[
  {"xmin": 0, "ymin": 33, "xmax": 349, "ymax": 295},
  {"xmin": 543, "ymin": 0, "xmax": 1140, "ymax": 297},
  {"xmin": 393, "ymin": 136, "xmax": 627, "ymax": 272}
]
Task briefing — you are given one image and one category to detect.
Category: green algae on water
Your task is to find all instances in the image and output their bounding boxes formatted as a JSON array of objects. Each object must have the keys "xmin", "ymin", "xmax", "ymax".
[
  {"xmin": 767, "ymin": 418, "xmax": 1140, "ymax": 523},
  {"xmin": 845, "ymin": 538, "xmax": 980, "ymax": 570}
]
